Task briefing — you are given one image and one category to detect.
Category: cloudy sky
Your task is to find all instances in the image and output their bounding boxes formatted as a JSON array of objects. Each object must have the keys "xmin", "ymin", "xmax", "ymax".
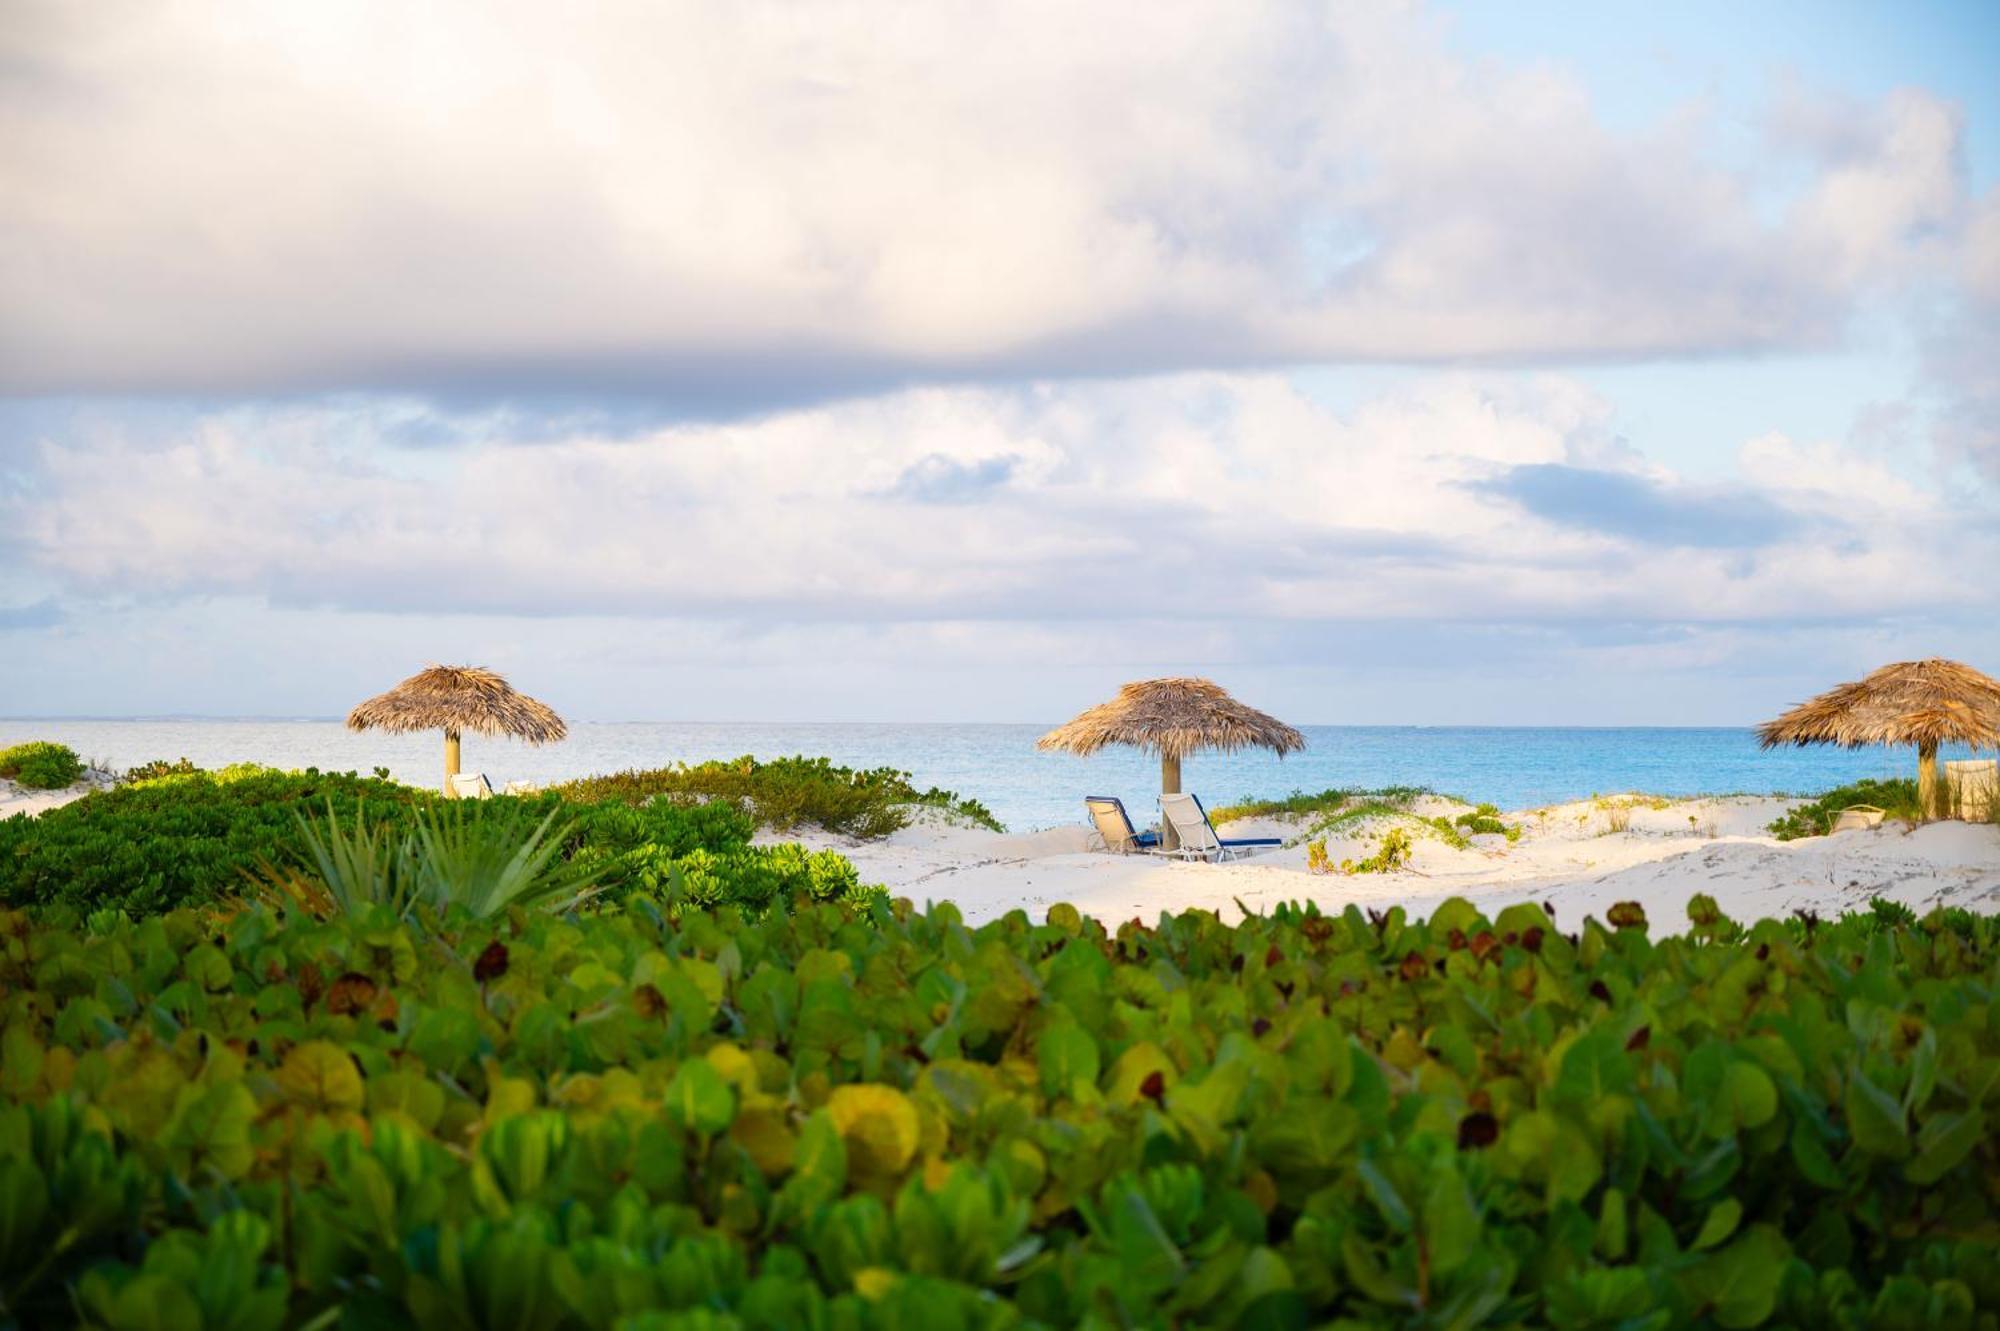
[{"xmin": 3, "ymin": 0, "xmax": 1996, "ymax": 723}]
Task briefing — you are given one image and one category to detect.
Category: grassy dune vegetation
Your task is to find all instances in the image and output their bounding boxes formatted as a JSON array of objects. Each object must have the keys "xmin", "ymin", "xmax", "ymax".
[
  {"xmin": 1, "ymin": 764, "xmax": 1995, "ymax": 1328},
  {"xmin": 0, "ymin": 740, "xmax": 85, "ymax": 790}
]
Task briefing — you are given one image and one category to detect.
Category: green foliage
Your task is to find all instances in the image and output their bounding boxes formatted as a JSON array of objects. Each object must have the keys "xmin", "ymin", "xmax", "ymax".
[
  {"xmin": 0, "ymin": 766, "xmax": 756, "ymax": 917},
  {"xmin": 0, "ymin": 766, "xmax": 439, "ymax": 914},
  {"xmin": 1455, "ymin": 802, "xmax": 1522, "ymax": 842},
  {"xmin": 279, "ymin": 801, "xmax": 609, "ymax": 921},
  {"xmin": 1340, "ymin": 825, "xmax": 1412, "ymax": 874},
  {"xmin": 0, "ymin": 893, "xmax": 1993, "ymax": 1328},
  {"xmin": 1769, "ymin": 779, "xmax": 1922, "ymax": 840},
  {"xmin": 556, "ymin": 754, "xmax": 1002, "ymax": 838},
  {"xmin": 0, "ymin": 741, "xmax": 84, "ymax": 790},
  {"xmin": 1211, "ymin": 785, "xmax": 1430, "ymax": 825},
  {"xmin": 119, "ymin": 756, "xmax": 201, "ymax": 783}
]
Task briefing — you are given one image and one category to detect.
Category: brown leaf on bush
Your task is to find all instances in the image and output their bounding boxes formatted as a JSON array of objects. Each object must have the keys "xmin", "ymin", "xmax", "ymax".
[
  {"xmin": 325, "ymin": 972, "xmax": 378, "ymax": 1017},
  {"xmin": 473, "ymin": 941, "xmax": 510, "ymax": 983},
  {"xmin": 1139, "ymin": 1070, "xmax": 1166, "ymax": 1102},
  {"xmin": 1399, "ymin": 951, "xmax": 1429, "ymax": 982},
  {"xmin": 296, "ymin": 960, "xmax": 325, "ymax": 1010},
  {"xmin": 1468, "ymin": 931, "xmax": 1498, "ymax": 962},
  {"xmin": 632, "ymin": 983, "xmax": 667, "ymax": 1019},
  {"xmin": 1606, "ymin": 902, "xmax": 1647, "ymax": 930},
  {"xmin": 1457, "ymin": 1111, "xmax": 1499, "ymax": 1150},
  {"xmin": 1521, "ymin": 927, "xmax": 1545, "ymax": 953},
  {"xmin": 1624, "ymin": 1025, "xmax": 1651, "ymax": 1051}
]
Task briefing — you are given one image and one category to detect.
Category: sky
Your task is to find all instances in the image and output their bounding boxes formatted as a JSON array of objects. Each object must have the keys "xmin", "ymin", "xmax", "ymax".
[{"xmin": 2, "ymin": 0, "xmax": 1996, "ymax": 724}]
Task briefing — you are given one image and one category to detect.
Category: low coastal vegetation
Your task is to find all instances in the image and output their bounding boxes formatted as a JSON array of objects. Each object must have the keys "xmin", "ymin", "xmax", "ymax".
[
  {"xmin": 555, "ymin": 754, "xmax": 1002, "ymax": 837},
  {"xmin": 1767, "ymin": 779, "xmax": 1923, "ymax": 841},
  {"xmin": 0, "ymin": 882, "xmax": 1991, "ymax": 1328},
  {"xmin": 0, "ymin": 739, "xmax": 84, "ymax": 790},
  {"xmin": 1211, "ymin": 785, "xmax": 1431, "ymax": 824},
  {"xmin": 0, "ymin": 763, "xmax": 873, "ymax": 920}
]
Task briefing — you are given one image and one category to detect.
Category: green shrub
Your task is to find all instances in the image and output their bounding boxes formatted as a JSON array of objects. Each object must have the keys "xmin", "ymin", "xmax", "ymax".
[
  {"xmin": 0, "ymin": 764, "xmax": 773, "ymax": 917},
  {"xmin": 0, "ymin": 740, "xmax": 84, "ymax": 790},
  {"xmin": 1769, "ymin": 778, "xmax": 1922, "ymax": 840},
  {"xmin": 0, "ymin": 893, "xmax": 1991, "ymax": 1328},
  {"xmin": 1340, "ymin": 825, "xmax": 1411, "ymax": 873},
  {"xmin": 555, "ymin": 754, "xmax": 1001, "ymax": 837},
  {"xmin": 1211, "ymin": 785, "xmax": 1430, "ymax": 825},
  {"xmin": 120, "ymin": 756, "xmax": 201, "ymax": 783}
]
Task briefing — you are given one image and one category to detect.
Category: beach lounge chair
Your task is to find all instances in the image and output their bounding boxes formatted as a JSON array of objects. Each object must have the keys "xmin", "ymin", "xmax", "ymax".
[
  {"xmin": 1157, "ymin": 792, "xmax": 1283, "ymax": 863},
  {"xmin": 1828, "ymin": 804, "xmax": 1884, "ymax": 833},
  {"xmin": 449, "ymin": 772, "xmax": 495, "ymax": 799},
  {"xmin": 1084, "ymin": 796, "xmax": 1160, "ymax": 854}
]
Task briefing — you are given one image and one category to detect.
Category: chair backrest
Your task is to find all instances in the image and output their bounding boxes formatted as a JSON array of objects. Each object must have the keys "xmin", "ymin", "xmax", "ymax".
[
  {"xmin": 1159, "ymin": 793, "xmax": 1220, "ymax": 853},
  {"xmin": 449, "ymin": 772, "xmax": 495, "ymax": 799},
  {"xmin": 1829, "ymin": 804, "xmax": 1884, "ymax": 833},
  {"xmin": 1085, "ymin": 796, "xmax": 1138, "ymax": 851}
]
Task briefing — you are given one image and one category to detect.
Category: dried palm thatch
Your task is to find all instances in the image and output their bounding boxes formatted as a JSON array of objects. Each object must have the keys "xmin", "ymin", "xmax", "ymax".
[
  {"xmin": 1040, "ymin": 678, "xmax": 1304, "ymax": 849},
  {"xmin": 1039, "ymin": 677, "xmax": 1305, "ymax": 761},
  {"xmin": 348, "ymin": 665, "xmax": 566, "ymax": 793},
  {"xmin": 1758, "ymin": 658, "xmax": 2000, "ymax": 819}
]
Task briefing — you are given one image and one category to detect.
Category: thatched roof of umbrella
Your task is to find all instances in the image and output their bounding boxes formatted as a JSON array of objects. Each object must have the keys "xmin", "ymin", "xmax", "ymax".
[
  {"xmin": 1757, "ymin": 659, "xmax": 2000, "ymax": 752},
  {"xmin": 1038, "ymin": 677, "xmax": 1305, "ymax": 760},
  {"xmin": 347, "ymin": 665, "xmax": 567, "ymax": 744}
]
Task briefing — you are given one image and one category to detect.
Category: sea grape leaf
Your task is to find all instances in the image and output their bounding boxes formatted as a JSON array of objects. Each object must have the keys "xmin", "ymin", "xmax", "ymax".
[
  {"xmin": 276, "ymin": 1041, "xmax": 364, "ymax": 1114},
  {"xmin": 1682, "ymin": 1224, "xmax": 1789, "ymax": 1329},
  {"xmin": 1037, "ymin": 1024, "xmax": 1101, "ymax": 1100},
  {"xmin": 827, "ymin": 1084, "xmax": 920, "ymax": 1179},
  {"xmin": 1692, "ymin": 1197, "xmax": 1742, "ymax": 1251},
  {"xmin": 666, "ymin": 1058, "xmax": 736, "ymax": 1137},
  {"xmin": 1104, "ymin": 1042, "xmax": 1176, "ymax": 1107},
  {"xmin": 1903, "ymin": 1107, "xmax": 1983, "ymax": 1184},
  {"xmin": 1422, "ymin": 1168, "xmax": 1480, "ymax": 1276},
  {"xmin": 1, "ymin": 1026, "xmax": 43, "ymax": 1099},
  {"xmin": 165, "ymin": 1080, "xmax": 258, "ymax": 1180},
  {"xmin": 1557, "ymin": 1028, "xmax": 1634, "ymax": 1104},
  {"xmin": 1844, "ymin": 1069, "xmax": 1910, "ymax": 1159}
]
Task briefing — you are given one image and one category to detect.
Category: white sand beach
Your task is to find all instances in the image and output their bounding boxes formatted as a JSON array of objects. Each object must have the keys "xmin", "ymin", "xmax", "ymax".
[
  {"xmin": 762, "ymin": 794, "xmax": 2000, "ymax": 931},
  {"xmin": 0, "ymin": 772, "xmax": 114, "ymax": 820}
]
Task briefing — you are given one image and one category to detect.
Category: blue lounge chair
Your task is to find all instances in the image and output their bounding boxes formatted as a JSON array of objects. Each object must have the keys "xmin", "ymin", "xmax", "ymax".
[
  {"xmin": 1084, "ymin": 796, "xmax": 1161, "ymax": 854},
  {"xmin": 1157, "ymin": 792, "xmax": 1283, "ymax": 862}
]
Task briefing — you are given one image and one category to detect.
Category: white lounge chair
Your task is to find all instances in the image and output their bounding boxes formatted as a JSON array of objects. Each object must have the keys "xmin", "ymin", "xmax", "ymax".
[
  {"xmin": 1084, "ymin": 796, "xmax": 1161, "ymax": 854},
  {"xmin": 448, "ymin": 772, "xmax": 495, "ymax": 799},
  {"xmin": 1157, "ymin": 792, "xmax": 1283, "ymax": 863},
  {"xmin": 1828, "ymin": 804, "xmax": 1884, "ymax": 833}
]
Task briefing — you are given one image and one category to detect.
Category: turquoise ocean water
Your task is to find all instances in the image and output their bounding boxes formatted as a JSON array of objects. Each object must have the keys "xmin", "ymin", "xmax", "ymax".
[{"xmin": 2, "ymin": 719, "xmax": 1971, "ymax": 831}]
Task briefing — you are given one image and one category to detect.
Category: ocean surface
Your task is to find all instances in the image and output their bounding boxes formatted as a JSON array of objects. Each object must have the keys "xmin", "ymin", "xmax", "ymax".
[{"xmin": 2, "ymin": 719, "xmax": 1966, "ymax": 831}]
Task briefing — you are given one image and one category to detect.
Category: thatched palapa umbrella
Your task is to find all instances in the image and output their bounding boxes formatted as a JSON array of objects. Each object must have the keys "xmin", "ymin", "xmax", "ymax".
[
  {"xmin": 1039, "ymin": 678, "xmax": 1305, "ymax": 848},
  {"xmin": 347, "ymin": 664, "xmax": 567, "ymax": 794},
  {"xmin": 1757, "ymin": 658, "xmax": 2000, "ymax": 820}
]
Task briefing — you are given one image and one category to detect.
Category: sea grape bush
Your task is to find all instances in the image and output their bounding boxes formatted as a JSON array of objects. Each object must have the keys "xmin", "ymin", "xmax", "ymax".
[
  {"xmin": 0, "ymin": 767, "xmax": 761, "ymax": 916},
  {"xmin": 0, "ymin": 740, "xmax": 85, "ymax": 790},
  {"xmin": 554, "ymin": 755, "xmax": 1004, "ymax": 838},
  {"xmin": 1, "ymin": 892, "xmax": 1993, "ymax": 1329},
  {"xmin": 0, "ymin": 766, "xmax": 439, "ymax": 914}
]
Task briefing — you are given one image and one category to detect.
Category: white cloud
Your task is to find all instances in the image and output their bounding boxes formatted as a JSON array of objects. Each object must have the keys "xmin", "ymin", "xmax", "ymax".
[
  {"xmin": 9, "ymin": 375, "xmax": 1994, "ymax": 636},
  {"xmin": 0, "ymin": 0, "xmax": 1978, "ymax": 398}
]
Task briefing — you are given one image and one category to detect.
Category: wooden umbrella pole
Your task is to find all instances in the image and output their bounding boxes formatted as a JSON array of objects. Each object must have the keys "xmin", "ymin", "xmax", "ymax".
[
  {"xmin": 444, "ymin": 727, "xmax": 462, "ymax": 796},
  {"xmin": 1161, "ymin": 752, "xmax": 1181, "ymax": 851},
  {"xmin": 1918, "ymin": 740, "xmax": 1939, "ymax": 821}
]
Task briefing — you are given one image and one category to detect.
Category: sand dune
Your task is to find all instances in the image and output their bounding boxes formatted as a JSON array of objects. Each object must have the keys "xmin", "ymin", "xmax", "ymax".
[{"xmin": 771, "ymin": 795, "xmax": 2000, "ymax": 931}]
